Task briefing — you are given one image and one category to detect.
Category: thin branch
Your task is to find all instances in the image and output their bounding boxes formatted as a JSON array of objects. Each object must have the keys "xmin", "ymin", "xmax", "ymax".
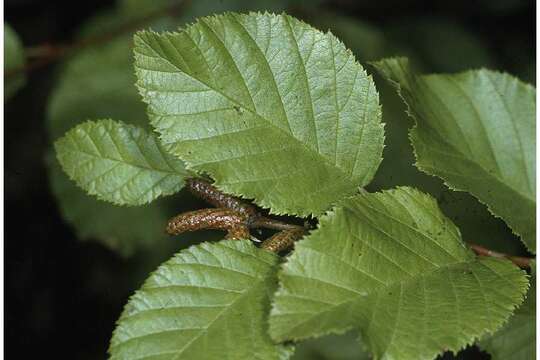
[
  {"xmin": 5, "ymin": 0, "xmax": 190, "ymax": 79},
  {"xmin": 250, "ymin": 216, "xmax": 306, "ymax": 231},
  {"xmin": 469, "ymin": 243, "xmax": 533, "ymax": 268},
  {"xmin": 181, "ymin": 177, "xmax": 309, "ymax": 250}
]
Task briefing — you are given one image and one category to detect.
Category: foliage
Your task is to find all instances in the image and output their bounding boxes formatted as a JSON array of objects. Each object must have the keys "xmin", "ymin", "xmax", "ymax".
[
  {"xmin": 134, "ymin": 12, "xmax": 384, "ymax": 216},
  {"xmin": 109, "ymin": 239, "xmax": 292, "ymax": 359},
  {"xmin": 269, "ymin": 187, "xmax": 527, "ymax": 359},
  {"xmin": 4, "ymin": 23, "xmax": 26, "ymax": 100},
  {"xmin": 373, "ymin": 58, "xmax": 536, "ymax": 253},
  {"xmin": 55, "ymin": 120, "xmax": 190, "ymax": 206},
  {"xmin": 478, "ymin": 262, "xmax": 536, "ymax": 360},
  {"xmin": 50, "ymin": 10, "xmax": 535, "ymax": 360},
  {"xmin": 303, "ymin": 12, "xmax": 526, "ymax": 257},
  {"xmin": 45, "ymin": 0, "xmax": 307, "ymax": 256}
]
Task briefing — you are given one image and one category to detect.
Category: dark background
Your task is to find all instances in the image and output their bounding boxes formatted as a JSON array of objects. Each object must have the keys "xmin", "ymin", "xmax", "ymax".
[{"xmin": 5, "ymin": 0, "xmax": 535, "ymax": 358}]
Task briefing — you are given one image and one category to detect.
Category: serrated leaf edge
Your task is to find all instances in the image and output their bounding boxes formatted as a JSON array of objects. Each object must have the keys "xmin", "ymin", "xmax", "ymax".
[
  {"xmin": 133, "ymin": 11, "xmax": 385, "ymax": 217},
  {"xmin": 54, "ymin": 118, "xmax": 192, "ymax": 207},
  {"xmin": 370, "ymin": 57, "xmax": 536, "ymax": 254},
  {"xmin": 270, "ymin": 186, "xmax": 529, "ymax": 359}
]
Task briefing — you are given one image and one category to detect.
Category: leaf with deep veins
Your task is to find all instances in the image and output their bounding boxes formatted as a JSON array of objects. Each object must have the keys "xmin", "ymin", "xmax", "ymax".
[
  {"xmin": 269, "ymin": 187, "xmax": 528, "ymax": 360},
  {"xmin": 372, "ymin": 57, "xmax": 536, "ymax": 253},
  {"xmin": 134, "ymin": 12, "xmax": 384, "ymax": 216},
  {"xmin": 55, "ymin": 119, "xmax": 190, "ymax": 206},
  {"xmin": 109, "ymin": 239, "xmax": 292, "ymax": 360}
]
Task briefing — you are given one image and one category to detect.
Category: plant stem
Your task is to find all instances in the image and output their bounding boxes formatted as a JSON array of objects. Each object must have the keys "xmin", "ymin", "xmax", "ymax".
[
  {"xmin": 250, "ymin": 216, "xmax": 306, "ymax": 231},
  {"xmin": 469, "ymin": 243, "xmax": 533, "ymax": 268},
  {"xmin": 5, "ymin": 0, "xmax": 190, "ymax": 79}
]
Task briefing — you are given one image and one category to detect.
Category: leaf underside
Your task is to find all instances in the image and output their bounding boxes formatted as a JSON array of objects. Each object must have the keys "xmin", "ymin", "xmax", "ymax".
[
  {"xmin": 134, "ymin": 12, "xmax": 385, "ymax": 216},
  {"xmin": 110, "ymin": 239, "xmax": 292, "ymax": 360},
  {"xmin": 373, "ymin": 58, "xmax": 536, "ymax": 253},
  {"xmin": 270, "ymin": 187, "xmax": 528, "ymax": 360},
  {"xmin": 55, "ymin": 119, "xmax": 190, "ymax": 206}
]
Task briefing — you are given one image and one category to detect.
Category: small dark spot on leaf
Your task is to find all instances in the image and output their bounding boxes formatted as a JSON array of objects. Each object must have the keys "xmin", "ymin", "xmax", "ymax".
[{"xmin": 233, "ymin": 105, "xmax": 243, "ymax": 115}]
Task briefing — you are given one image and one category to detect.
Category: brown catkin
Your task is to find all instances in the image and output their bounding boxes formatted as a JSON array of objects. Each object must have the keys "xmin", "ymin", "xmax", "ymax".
[
  {"xmin": 186, "ymin": 178, "xmax": 258, "ymax": 219},
  {"xmin": 166, "ymin": 208, "xmax": 250, "ymax": 239},
  {"xmin": 260, "ymin": 228, "xmax": 305, "ymax": 253},
  {"xmin": 225, "ymin": 225, "xmax": 251, "ymax": 240}
]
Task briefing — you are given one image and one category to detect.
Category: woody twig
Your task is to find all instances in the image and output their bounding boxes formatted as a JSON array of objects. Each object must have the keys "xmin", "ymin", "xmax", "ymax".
[{"xmin": 167, "ymin": 178, "xmax": 307, "ymax": 252}]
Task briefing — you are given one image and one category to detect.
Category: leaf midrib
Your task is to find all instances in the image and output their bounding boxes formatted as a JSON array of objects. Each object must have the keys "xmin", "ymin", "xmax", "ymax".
[{"xmin": 65, "ymin": 142, "xmax": 182, "ymax": 176}]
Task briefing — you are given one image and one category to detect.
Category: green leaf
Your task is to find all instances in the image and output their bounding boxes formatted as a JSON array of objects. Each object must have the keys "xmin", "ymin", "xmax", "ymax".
[
  {"xmin": 110, "ymin": 239, "xmax": 292, "ymax": 359},
  {"xmin": 368, "ymin": 55, "xmax": 525, "ymax": 255},
  {"xmin": 269, "ymin": 187, "xmax": 528, "ymax": 360},
  {"xmin": 372, "ymin": 58, "xmax": 536, "ymax": 253},
  {"xmin": 368, "ymin": 79, "xmax": 526, "ymax": 256},
  {"xmin": 134, "ymin": 12, "xmax": 384, "ymax": 216},
  {"xmin": 4, "ymin": 23, "xmax": 26, "ymax": 101},
  {"xmin": 55, "ymin": 119, "xmax": 190, "ymax": 206},
  {"xmin": 479, "ymin": 264, "xmax": 535, "ymax": 360},
  {"xmin": 331, "ymin": 16, "xmax": 506, "ymax": 257}
]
